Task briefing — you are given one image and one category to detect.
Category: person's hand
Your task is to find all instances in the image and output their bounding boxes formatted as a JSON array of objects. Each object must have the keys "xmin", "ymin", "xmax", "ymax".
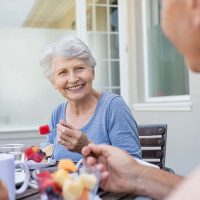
[
  {"xmin": 0, "ymin": 180, "xmax": 9, "ymax": 200},
  {"xmin": 57, "ymin": 120, "xmax": 91, "ymax": 153},
  {"xmin": 82, "ymin": 143, "xmax": 140, "ymax": 194}
]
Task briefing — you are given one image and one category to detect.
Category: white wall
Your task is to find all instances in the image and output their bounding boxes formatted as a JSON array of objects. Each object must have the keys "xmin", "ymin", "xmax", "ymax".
[
  {"xmin": 0, "ymin": 28, "xmax": 75, "ymax": 128},
  {"xmin": 0, "ymin": 129, "xmax": 45, "ymax": 146},
  {"xmin": 132, "ymin": 101, "xmax": 200, "ymax": 176}
]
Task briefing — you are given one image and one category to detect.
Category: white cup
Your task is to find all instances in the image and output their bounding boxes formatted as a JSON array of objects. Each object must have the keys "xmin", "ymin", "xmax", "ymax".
[{"xmin": 0, "ymin": 154, "xmax": 30, "ymax": 200}]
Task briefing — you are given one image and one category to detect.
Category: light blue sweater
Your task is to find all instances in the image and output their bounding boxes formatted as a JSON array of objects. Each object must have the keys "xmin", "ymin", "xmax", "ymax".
[{"xmin": 46, "ymin": 92, "xmax": 141, "ymax": 161}]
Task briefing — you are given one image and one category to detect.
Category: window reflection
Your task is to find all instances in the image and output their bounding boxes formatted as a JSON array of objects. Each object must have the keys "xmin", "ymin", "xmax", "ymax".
[
  {"xmin": 111, "ymin": 61, "xmax": 120, "ymax": 86},
  {"xmin": 144, "ymin": 0, "xmax": 189, "ymax": 98},
  {"xmin": 110, "ymin": 34, "xmax": 119, "ymax": 59},
  {"xmin": 110, "ymin": 7, "xmax": 118, "ymax": 31}
]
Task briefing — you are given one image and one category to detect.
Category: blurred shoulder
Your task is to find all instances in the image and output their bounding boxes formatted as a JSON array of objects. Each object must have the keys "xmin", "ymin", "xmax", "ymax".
[{"xmin": 165, "ymin": 165, "xmax": 200, "ymax": 200}]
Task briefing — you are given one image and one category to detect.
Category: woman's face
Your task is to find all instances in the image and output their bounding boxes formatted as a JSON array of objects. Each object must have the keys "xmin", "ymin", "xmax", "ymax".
[{"xmin": 51, "ymin": 56, "xmax": 95, "ymax": 102}]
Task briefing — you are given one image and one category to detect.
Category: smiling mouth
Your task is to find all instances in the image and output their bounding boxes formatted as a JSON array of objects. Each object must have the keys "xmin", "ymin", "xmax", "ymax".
[{"xmin": 66, "ymin": 84, "xmax": 84, "ymax": 90}]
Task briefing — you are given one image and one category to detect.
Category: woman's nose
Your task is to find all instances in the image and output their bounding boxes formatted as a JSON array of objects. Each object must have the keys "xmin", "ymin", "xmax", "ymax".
[{"xmin": 68, "ymin": 72, "xmax": 78, "ymax": 82}]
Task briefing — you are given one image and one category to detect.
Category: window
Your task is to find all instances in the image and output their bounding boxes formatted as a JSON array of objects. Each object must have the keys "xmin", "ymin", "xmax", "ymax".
[
  {"xmin": 86, "ymin": 0, "xmax": 120, "ymax": 94},
  {"xmin": 142, "ymin": 0, "xmax": 189, "ymax": 102}
]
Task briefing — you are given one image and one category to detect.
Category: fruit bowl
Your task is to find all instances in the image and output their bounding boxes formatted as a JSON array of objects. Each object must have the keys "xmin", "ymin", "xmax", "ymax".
[
  {"xmin": 24, "ymin": 144, "xmax": 54, "ymax": 162},
  {"xmin": 33, "ymin": 159, "xmax": 99, "ymax": 200},
  {"xmin": 24, "ymin": 144, "xmax": 56, "ymax": 169},
  {"xmin": 25, "ymin": 158, "xmax": 56, "ymax": 170}
]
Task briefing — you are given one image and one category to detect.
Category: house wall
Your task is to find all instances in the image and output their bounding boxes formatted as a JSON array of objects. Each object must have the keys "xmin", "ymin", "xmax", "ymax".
[{"xmin": 0, "ymin": 28, "xmax": 75, "ymax": 128}]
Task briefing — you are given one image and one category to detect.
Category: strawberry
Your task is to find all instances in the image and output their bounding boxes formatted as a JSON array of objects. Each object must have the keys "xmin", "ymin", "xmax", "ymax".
[
  {"xmin": 31, "ymin": 152, "xmax": 44, "ymax": 163},
  {"xmin": 39, "ymin": 178, "xmax": 61, "ymax": 194},
  {"xmin": 24, "ymin": 147, "xmax": 35, "ymax": 160},
  {"xmin": 39, "ymin": 125, "xmax": 50, "ymax": 135},
  {"xmin": 37, "ymin": 171, "xmax": 52, "ymax": 179}
]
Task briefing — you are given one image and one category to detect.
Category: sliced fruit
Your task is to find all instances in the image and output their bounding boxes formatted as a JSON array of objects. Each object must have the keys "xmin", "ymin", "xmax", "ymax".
[
  {"xmin": 31, "ymin": 152, "xmax": 44, "ymax": 163},
  {"xmin": 32, "ymin": 146, "xmax": 40, "ymax": 153},
  {"xmin": 79, "ymin": 173, "xmax": 97, "ymax": 190},
  {"xmin": 37, "ymin": 171, "xmax": 52, "ymax": 179},
  {"xmin": 58, "ymin": 159, "xmax": 77, "ymax": 172},
  {"xmin": 80, "ymin": 188, "xmax": 89, "ymax": 200},
  {"xmin": 42, "ymin": 145, "xmax": 54, "ymax": 157},
  {"xmin": 62, "ymin": 179, "xmax": 84, "ymax": 200},
  {"xmin": 24, "ymin": 147, "xmax": 35, "ymax": 160},
  {"xmin": 53, "ymin": 169, "xmax": 70, "ymax": 187},
  {"xmin": 39, "ymin": 124, "xmax": 50, "ymax": 135}
]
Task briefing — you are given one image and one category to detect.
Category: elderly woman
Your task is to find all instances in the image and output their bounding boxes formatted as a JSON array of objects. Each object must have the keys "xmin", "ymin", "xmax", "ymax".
[{"xmin": 40, "ymin": 36, "xmax": 141, "ymax": 162}]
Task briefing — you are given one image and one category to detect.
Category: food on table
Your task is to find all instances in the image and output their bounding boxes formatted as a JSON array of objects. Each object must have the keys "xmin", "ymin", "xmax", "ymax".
[
  {"xmin": 36, "ymin": 159, "xmax": 97, "ymax": 200},
  {"xmin": 24, "ymin": 144, "xmax": 53, "ymax": 163},
  {"xmin": 58, "ymin": 159, "xmax": 77, "ymax": 172},
  {"xmin": 53, "ymin": 169, "xmax": 70, "ymax": 187},
  {"xmin": 39, "ymin": 124, "xmax": 50, "ymax": 135},
  {"xmin": 80, "ymin": 188, "xmax": 89, "ymax": 200},
  {"xmin": 32, "ymin": 146, "xmax": 40, "ymax": 153},
  {"xmin": 79, "ymin": 173, "xmax": 97, "ymax": 190},
  {"xmin": 42, "ymin": 145, "xmax": 54, "ymax": 157},
  {"xmin": 37, "ymin": 171, "xmax": 61, "ymax": 195},
  {"xmin": 63, "ymin": 178, "xmax": 84, "ymax": 200}
]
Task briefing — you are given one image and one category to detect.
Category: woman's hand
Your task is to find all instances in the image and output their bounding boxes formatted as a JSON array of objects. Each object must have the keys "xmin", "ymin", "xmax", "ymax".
[{"xmin": 57, "ymin": 120, "xmax": 91, "ymax": 153}]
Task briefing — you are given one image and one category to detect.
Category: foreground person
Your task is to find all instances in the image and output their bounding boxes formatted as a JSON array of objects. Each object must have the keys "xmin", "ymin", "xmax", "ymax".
[
  {"xmin": 82, "ymin": 0, "xmax": 200, "ymax": 199},
  {"xmin": 40, "ymin": 36, "xmax": 141, "ymax": 161},
  {"xmin": 0, "ymin": 180, "xmax": 9, "ymax": 200}
]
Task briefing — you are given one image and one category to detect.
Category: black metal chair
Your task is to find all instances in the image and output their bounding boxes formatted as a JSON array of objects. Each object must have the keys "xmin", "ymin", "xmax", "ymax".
[{"xmin": 138, "ymin": 124, "xmax": 174, "ymax": 172}]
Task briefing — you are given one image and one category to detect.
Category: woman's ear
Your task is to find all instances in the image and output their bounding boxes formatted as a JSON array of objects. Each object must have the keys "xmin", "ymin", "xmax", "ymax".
[
  {"xmin": 92, "ymin": 68, "xmax": 95, "ymax": 80},
  {"xmin": 50, "ymin": 79, "xmax": 57, "ymax": 90}
]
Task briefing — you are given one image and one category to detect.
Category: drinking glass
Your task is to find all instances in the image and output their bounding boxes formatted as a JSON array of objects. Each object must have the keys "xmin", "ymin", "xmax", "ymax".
[{"xmin": 0, "ymin": 144, "xmax": 26, "ymax": 162}]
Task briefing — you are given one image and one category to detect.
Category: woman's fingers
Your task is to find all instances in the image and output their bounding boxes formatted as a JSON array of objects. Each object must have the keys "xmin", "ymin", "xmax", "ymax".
[
  {"xmin": 82, "ymin": 146, "xmax": 91, "ymax": 156},
  {"xmin": 57, "ymin": 124, "xmax": 74, "ymax": 138},
  {"xmin": 59, "ymin": 119, "xmax": 75, "ymax": 130}
]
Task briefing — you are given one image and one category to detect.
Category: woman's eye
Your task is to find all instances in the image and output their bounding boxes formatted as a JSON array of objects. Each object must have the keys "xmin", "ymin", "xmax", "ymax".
[
  {"xmin": 58, "ymin": 71, "xmax": 66, "ymax": 75},
  {"xmin": 77, "ymin": 67, "xmax": 84, "ymax": 70}
]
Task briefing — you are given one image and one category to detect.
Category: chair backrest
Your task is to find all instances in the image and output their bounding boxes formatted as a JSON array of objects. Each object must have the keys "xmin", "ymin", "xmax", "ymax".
[{"xmin": 138, "ymin": 124, "xmax": 167, "ymax": 169}]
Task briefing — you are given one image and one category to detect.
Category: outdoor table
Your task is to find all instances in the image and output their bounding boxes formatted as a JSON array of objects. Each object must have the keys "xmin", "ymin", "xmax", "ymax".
[
  {"xmin": 16, "ymin": 187, "xmax": 152, "ymax": 200},
  {"xmin": 16, "ymin": 161, "xmax": 152, "ymax": 200}
]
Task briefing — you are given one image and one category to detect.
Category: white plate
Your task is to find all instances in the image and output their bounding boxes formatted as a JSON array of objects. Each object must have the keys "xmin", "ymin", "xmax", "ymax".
[
  {"xmin": 25, "ymin": 159, "xmax": 56, "ymax": 170},
  {"xmin": 15, "ymin": 170, "xmax": 25, "ymax": 185},
  {"xmin": 135, "ymin": 158, "xmax": 159, "ymax": 169}
]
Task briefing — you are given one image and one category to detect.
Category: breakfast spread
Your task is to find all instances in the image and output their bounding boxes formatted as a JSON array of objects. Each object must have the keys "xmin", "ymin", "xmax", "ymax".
[
  {"xmin": 24, "ymin": 124, "xmax": 54, "ymax": 163},
  {"xmin": 24, "ymin": 145, "xmax": 54, "ymax": 163},
  {"xmin": 36, "ymin": 159, "xmax": 98, "ymax": 200}
]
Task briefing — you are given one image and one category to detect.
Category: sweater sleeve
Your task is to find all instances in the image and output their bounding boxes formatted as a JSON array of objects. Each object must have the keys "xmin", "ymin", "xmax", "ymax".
[
  {"xmin": 45, "ymin": 111, "xmax": 56, "ymax": 144},
  {"xmin": 45, "ymin": 104, "xmax": 64, "ymax": 144},
  {"xmin": 107, "ymin": 96, "xmax": 142, "ymax": 159}
]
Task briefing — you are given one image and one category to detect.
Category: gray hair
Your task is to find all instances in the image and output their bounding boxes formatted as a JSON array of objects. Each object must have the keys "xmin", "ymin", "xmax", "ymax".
[{"xmin": 40, "ymin": 36, "xmax": 96, "ymax": 81}]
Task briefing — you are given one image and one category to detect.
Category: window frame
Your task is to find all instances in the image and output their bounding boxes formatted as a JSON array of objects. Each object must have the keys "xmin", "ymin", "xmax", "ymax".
[{"xmin": 141, "ymin": 0, "xmax": 191, "ymax": 104}]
